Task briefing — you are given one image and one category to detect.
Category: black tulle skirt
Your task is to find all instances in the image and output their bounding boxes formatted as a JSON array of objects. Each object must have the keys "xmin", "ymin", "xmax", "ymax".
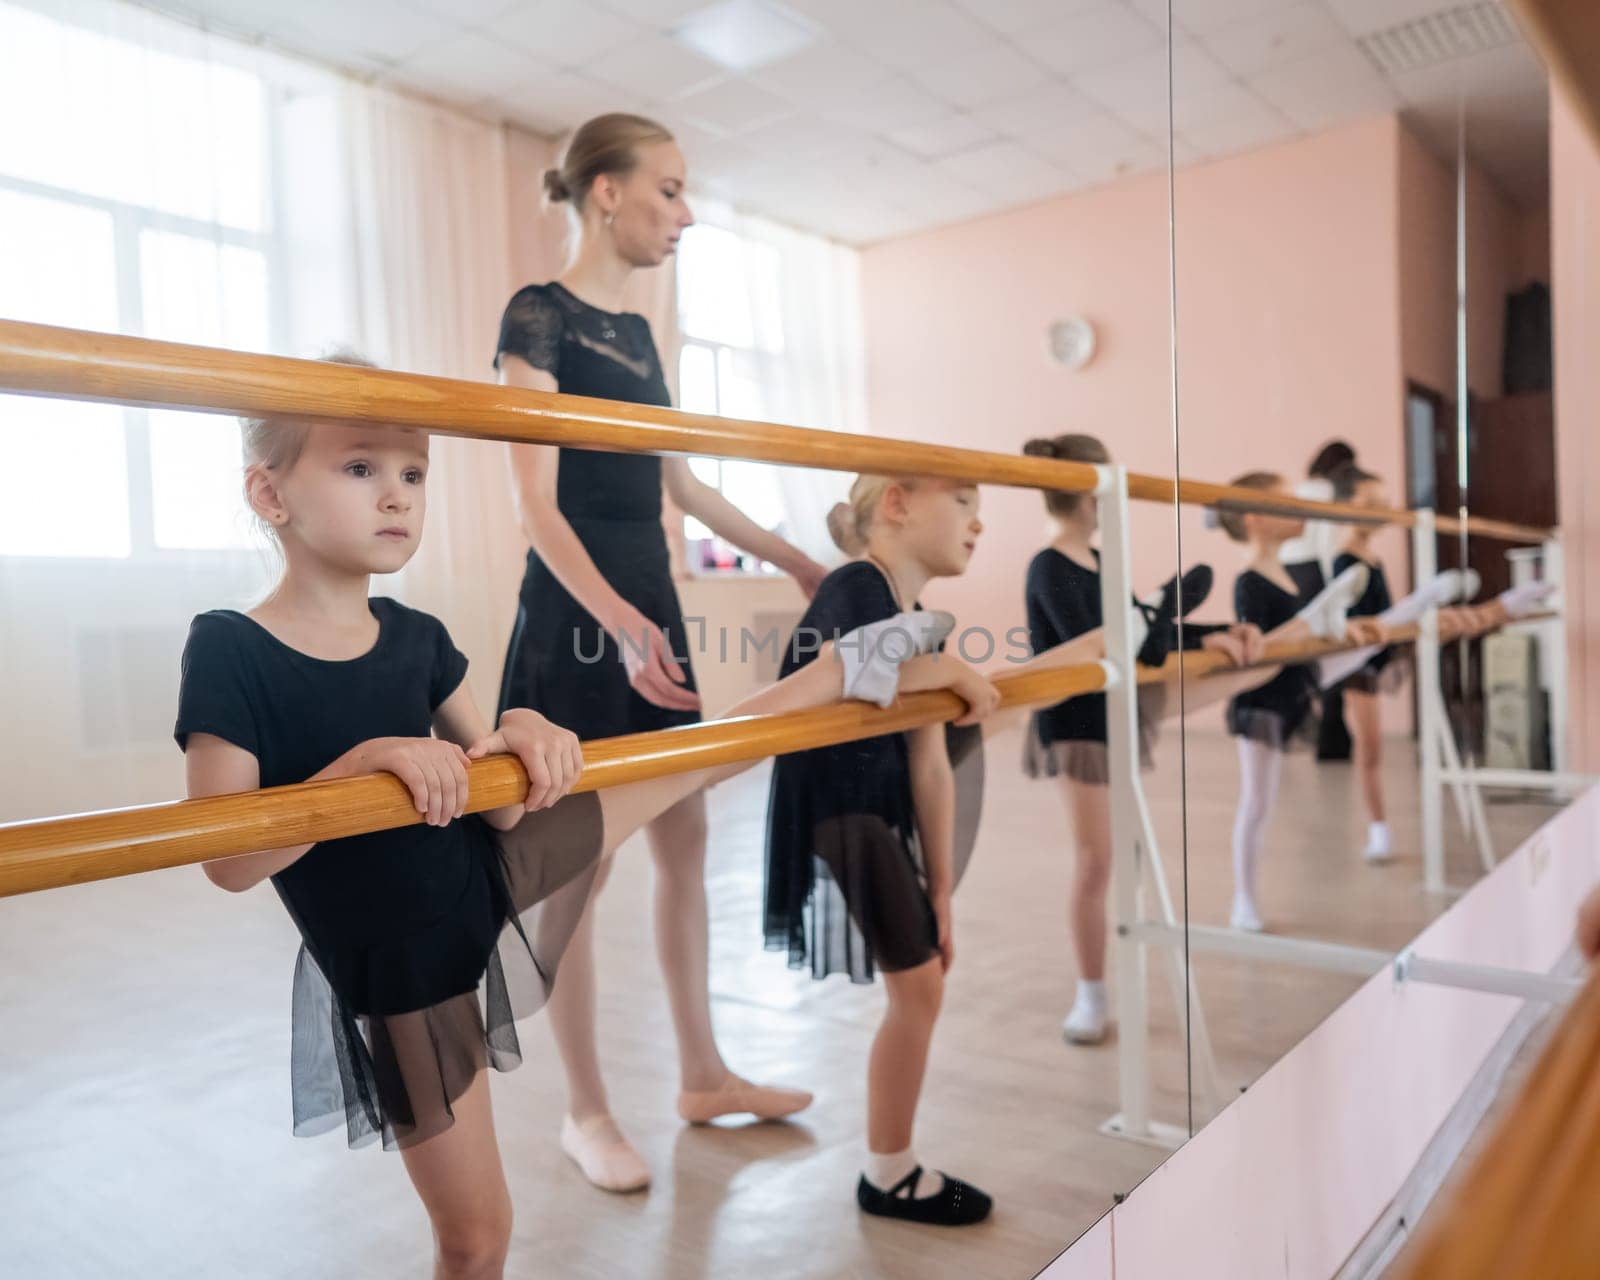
[
  {"xmin": 281, "ymin": 792, "xmax": 605, "ymax": 1151},
  {"xmin": 1022, "ymin": 683, "xmax": 1168, "ymax": 784},
  {"xmin": 764, "ymin": 723, "xmax": 985, "ymax": 983},
  {"xmin": 499, "ymin": 517, "xmax": 700, "ymax": 738}
]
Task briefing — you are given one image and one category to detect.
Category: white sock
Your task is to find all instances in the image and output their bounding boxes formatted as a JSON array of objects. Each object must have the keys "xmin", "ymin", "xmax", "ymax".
[
  {"xmin": 1498, "ymin": 580, "xmax": 1558, "ymax": 618},
  {"xmin": 1364, "ymin": 821, "xmax": 1391, "ymax": 861},
  {"xmin": 865, "ymin": 1148, "xmax": 944, "ymax": 1198},
  {"xmin": 1076, "ymin": 978, "xmax": 1107, "ymax": 1012},
  {"xmin": 1296, "ymin": 561, "xmax": 1369, "ymax": 639}
]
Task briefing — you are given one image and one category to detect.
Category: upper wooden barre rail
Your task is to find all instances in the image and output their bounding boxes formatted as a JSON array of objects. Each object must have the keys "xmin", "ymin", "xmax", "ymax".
[
  {"xmin": 0, "ymin": 320, "xmax": 1553, "ymax": 544},
  {"xmin": 0, "ymin": 609, "xmax": 1514, "ymax": 900},
  {"xmin": 1396, "ymin": 959, "xmax": 1600, "ymax": 1278}
]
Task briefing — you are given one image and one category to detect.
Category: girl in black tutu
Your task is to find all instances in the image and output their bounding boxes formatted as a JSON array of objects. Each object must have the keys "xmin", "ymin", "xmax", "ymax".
[
  {"xmin": 763, "ymin": 471, "xmax": 1209, "ymax": 1226},
  {"xmin": 176, "ymin": 376, "xmax": 914, "ymax": 1279},
  {"xmin": 1019, "ymin": 432, "xmax": 1270, "ymax": 1046},
  {"xmin": 1216, "ymin": 472, "xmax": 1384, "ymax": 932}
]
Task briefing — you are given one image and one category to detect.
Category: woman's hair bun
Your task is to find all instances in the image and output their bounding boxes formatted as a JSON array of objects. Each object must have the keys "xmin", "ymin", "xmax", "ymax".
[
  {"xmin": 825, "ymin": 500, "xmax": 865, "ymax": 556},
  {"xmin": 1022, "ymin": 437, "xmax": 1058, "ymax": 458},
  {"xmin": 543, "ymin": 168, "xmax": 573, "ymax": 204}
]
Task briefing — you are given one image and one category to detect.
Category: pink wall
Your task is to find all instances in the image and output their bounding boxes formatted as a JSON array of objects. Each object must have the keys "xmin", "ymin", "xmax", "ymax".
[
  {"xmin": 1552, "ymin": 87, "xmax": 1600, "ymax": 772},
  {"xmin": 862, "ymin": 117, "xmax": 1408, "ymax": 649}
]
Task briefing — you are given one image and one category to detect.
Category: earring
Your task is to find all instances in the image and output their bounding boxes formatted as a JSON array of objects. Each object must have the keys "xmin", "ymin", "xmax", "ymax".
[{"xmin": 604, "ymin": 212, "xmax": 615, "ymax": 227}]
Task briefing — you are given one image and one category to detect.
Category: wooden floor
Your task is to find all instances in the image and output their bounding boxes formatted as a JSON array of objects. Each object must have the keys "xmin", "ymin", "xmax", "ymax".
[{"xmin": 0, "ymin": 729, "xmax": 1558, "ymax": 1279}]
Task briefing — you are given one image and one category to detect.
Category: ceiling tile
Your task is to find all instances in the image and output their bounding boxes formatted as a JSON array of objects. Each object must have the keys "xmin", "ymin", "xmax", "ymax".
[
  {"xmin": 388, "ymin": 30, "xmax": 550, "ymax": 101},
  {"xmin": 1201, "ymin": 2, "xmax": 1347, "ymax": 78},
  {"xmin": 1248, "ymin": 44, "xmax": 1399, "ymax": 130},
  {"xmin": 972, "ymin": 80, "xmax": 1104, "ymax": 139},
  {"xmin": 1321, "ymin": 0, "xmax": 1457, "ymax": 39},
  {"xmin": 1028, "ymin": 3, "xmax": 1165, "ymax": 78},
  {"xmin": 497, "ymin": 0, "xmax": 643, "ymax": 67},
  {"xmin": 757, "ymin": 41, "xmax": 890, "ymax": 104},
  {"xmin": 908, "ymin": 41, "xmax": 1050, "ymax": 110},
  {"xmin": 886, "ymin": 111, "xmax": 999, "ymax": 158},
  {"xmin": 785, "ymin": 0, "xmax": 1000, "ymax": 74},
  {"xmin": 1157, "ymin": 0, "xmax": 1291, "ymax": 37},
  {"xmin": 824, "ymin": 76, "xmax": 950, "ymax": 132},
  {"xmin": 1071, "ymin": 40, "xmax": 1229, "ymax": 114},
  {"xmin": 951, "ymin": 0, "xmax": 1105, "ymax": 37},
  {"xmin": 1180, "ymin": 109, "xmax": 1295, "ymax": 159},
  {"xmin": 585, "ymin": 33, "xmax": 725, "ymax": 100},
  {"xmin": 936, "ymin": 139, "xmax": 1070, "ymax": 201},
  {"xmin": 492, "ymin": 69, "xmax": 641, "ymax": 133},
  {"xmin": 1025, "ymin": 109, "xmax": 1158, "ymax": 171},
  {"xmin": 672, "ymin": 76, "xmax": 794, "ymax": 135},
  {"xmin": 412, "ymin": 0, "xmax": 521, "ymax": 24},
  {"xmin": 599, "ymin": 0, "xmax": 716, "ymax": 25},
  {"xmin": 275, "ymin": 2, "xmax": 457, "ymax": 66},
  {"xmin": 735, "ymin": 111, "xmax": 867, "ymax": 157}
]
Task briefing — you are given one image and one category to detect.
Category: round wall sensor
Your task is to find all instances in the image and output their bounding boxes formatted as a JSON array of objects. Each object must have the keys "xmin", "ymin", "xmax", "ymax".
[{"xmin": 1048, "ymin": 316, "xmax": 1097, "ymax": 370}]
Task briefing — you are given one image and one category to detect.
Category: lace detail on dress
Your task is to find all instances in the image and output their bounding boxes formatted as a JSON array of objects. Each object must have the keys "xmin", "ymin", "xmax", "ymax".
[{"xmin": 495, "ymin": 286, "xmax": 563, "ymax": 374}]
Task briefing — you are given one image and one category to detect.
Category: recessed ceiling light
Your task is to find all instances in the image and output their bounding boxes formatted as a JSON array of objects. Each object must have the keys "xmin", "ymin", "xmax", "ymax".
[{"xmin": 671, "ymin": 0, "xmax": 820, "ymax": 73}]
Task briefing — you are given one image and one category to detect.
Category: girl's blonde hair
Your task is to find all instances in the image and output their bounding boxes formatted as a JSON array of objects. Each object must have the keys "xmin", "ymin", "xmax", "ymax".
[
  {"xmin": 241, "ymin": 348, "xmax": 377, "ymax": 534},
  {"xmin": 544, "ymin": 112, "xmax": 675, "ymax": 212},
  {"xmin": 1023, "ymin": 432, "xmax": 1108, "ymax": 516},
  {"xmin": 826, "ymin": 474, "xmax": 923, "ymax": 556},
  {"xmin": 1217, "ymin": 470, "xmax": 1284, "ymax": 543}
]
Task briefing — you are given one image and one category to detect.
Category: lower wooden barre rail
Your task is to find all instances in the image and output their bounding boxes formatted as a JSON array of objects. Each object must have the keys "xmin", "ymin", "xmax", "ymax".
[
  {"xmin": 0, "ymin": 661, "xmax": 1108, "ymax": 899},
  {"xmin": 0, "ymin": 319, "xmax": 1554, "ymax": 545},
  {"xmin": 1396, "ymin": 961, "xmax": 1600, "ymax": 1278},
  {"xmin": 0, "ymin": 610, "xmax": 1538, "ymax": 899}
]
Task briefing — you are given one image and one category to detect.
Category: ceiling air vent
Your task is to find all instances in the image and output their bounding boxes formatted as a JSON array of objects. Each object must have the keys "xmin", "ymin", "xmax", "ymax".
[{"xmin": 1357, "ymin": 3, "xmax": 1520, "ymax": 75}]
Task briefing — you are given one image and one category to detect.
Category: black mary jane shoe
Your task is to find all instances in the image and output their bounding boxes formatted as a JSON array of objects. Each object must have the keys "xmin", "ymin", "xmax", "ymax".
[{"xmin": 857, "ymin": 1167, "xmax": 994, "ymax": 1227}]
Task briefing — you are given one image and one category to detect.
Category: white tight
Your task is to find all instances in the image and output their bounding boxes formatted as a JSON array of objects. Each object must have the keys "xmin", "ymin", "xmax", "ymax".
[{"xmin": 1231, "ymin": 738, "xmax": 1283, "ymax": 908}]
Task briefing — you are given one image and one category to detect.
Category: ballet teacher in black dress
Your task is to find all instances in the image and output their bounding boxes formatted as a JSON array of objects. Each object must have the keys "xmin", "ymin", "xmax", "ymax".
[{"xmin": 494, "ymin": 113, "xmax": 826, "ymax": 1194}]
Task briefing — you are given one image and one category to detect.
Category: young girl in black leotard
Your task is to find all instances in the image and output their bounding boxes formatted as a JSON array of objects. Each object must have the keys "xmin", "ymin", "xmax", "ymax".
[
  {"xmin": 1216, "ymin": 472, "xmax": 1382, "ymax": 932},
  {"xmin": 1019, "ymin": 433, "xmax": 1269, "ymax": 1045},
  {"xmin": 177, "ymin": 376, "xmax": 927, "ymax": 1279}
]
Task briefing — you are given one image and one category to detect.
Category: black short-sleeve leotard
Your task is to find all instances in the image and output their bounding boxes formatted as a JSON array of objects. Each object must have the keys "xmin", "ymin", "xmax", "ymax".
[
  {"xmin": 494, "ymin": 281, "xmax": 699, "ymax": 737},
  {"xmin": 1024, "ymin": 547, "xmax": 1217, "ymax": 748},
  {"xmin": 764, "ymin": 561, "xmax": 984, "ymax": 983},
  {"xmin": 1226, "ymin": 570, "xmax": 1317, "ymax": 747},
  {"xmin": 175, "ymin": 599, "xmax": 604, "ymax": 1150}
]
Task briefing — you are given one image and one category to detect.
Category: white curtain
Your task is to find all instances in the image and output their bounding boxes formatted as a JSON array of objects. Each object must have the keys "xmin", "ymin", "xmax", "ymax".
[{"xmin": 693, "ymin": 201, "xmax": 865, "ymax": 565}]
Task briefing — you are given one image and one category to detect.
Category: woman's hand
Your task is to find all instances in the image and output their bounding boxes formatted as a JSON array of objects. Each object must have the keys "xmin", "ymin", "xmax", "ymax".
[
  {"xmin": 933, "ymin": 892, "xmax": 955, "ymax": 973},
  {"xmin": 948, "ymin": 660, "xmax": 1001, "ymax": 726},
  {"xmin": 358, "ymin": 737, "xmax": 472, "ymax": 827},
  {"xmin": 468, "ymin": 708, "xmax": 583, "ymax": 811},
  {"xmin": 611, "ymin": 604, "xmax": 702, "ymax": 712}
]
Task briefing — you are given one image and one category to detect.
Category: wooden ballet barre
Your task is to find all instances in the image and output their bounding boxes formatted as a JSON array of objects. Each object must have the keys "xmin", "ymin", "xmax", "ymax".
[
  {"xmin": 0, "ymin": 320, "xmax": 1553, "ymax": 545},
  {"xmin": 1394, "ymin": 960, "xmax": 1600, "ymax": 1278},
  {"xmin": 0, "ymin": 610, "xmax": 1538, "ymax": 899},
  {"xmin": 0, "ymin": 660, "xmax": 1107, "ymax": 899}
]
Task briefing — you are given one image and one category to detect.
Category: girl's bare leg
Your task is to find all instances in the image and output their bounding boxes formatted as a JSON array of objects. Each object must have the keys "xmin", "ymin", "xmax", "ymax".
[
  {"xmin": 1347, "ymin": 688, "xmax": 1385, "ymax": 823},
  {"xmin": 1061, "ymin": 778, "xmax": 1112, "ymax": 981},
  {"xmin": 870, "ymin": 958, "xmax": 944, "ymax": 1156},
  {"xmin": 399, "ymin": 1072, "xmax": 514, "ymax": 1280}
]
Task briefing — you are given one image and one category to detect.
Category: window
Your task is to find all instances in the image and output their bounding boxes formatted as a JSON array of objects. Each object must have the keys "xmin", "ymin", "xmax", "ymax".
[
  {"xmin": 675, "ymin": 222, "xmax": 788, "ymax": 569},
  {"xmin": 0, "ymin": 3, "xmax": 276, "ymax": 559}
]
